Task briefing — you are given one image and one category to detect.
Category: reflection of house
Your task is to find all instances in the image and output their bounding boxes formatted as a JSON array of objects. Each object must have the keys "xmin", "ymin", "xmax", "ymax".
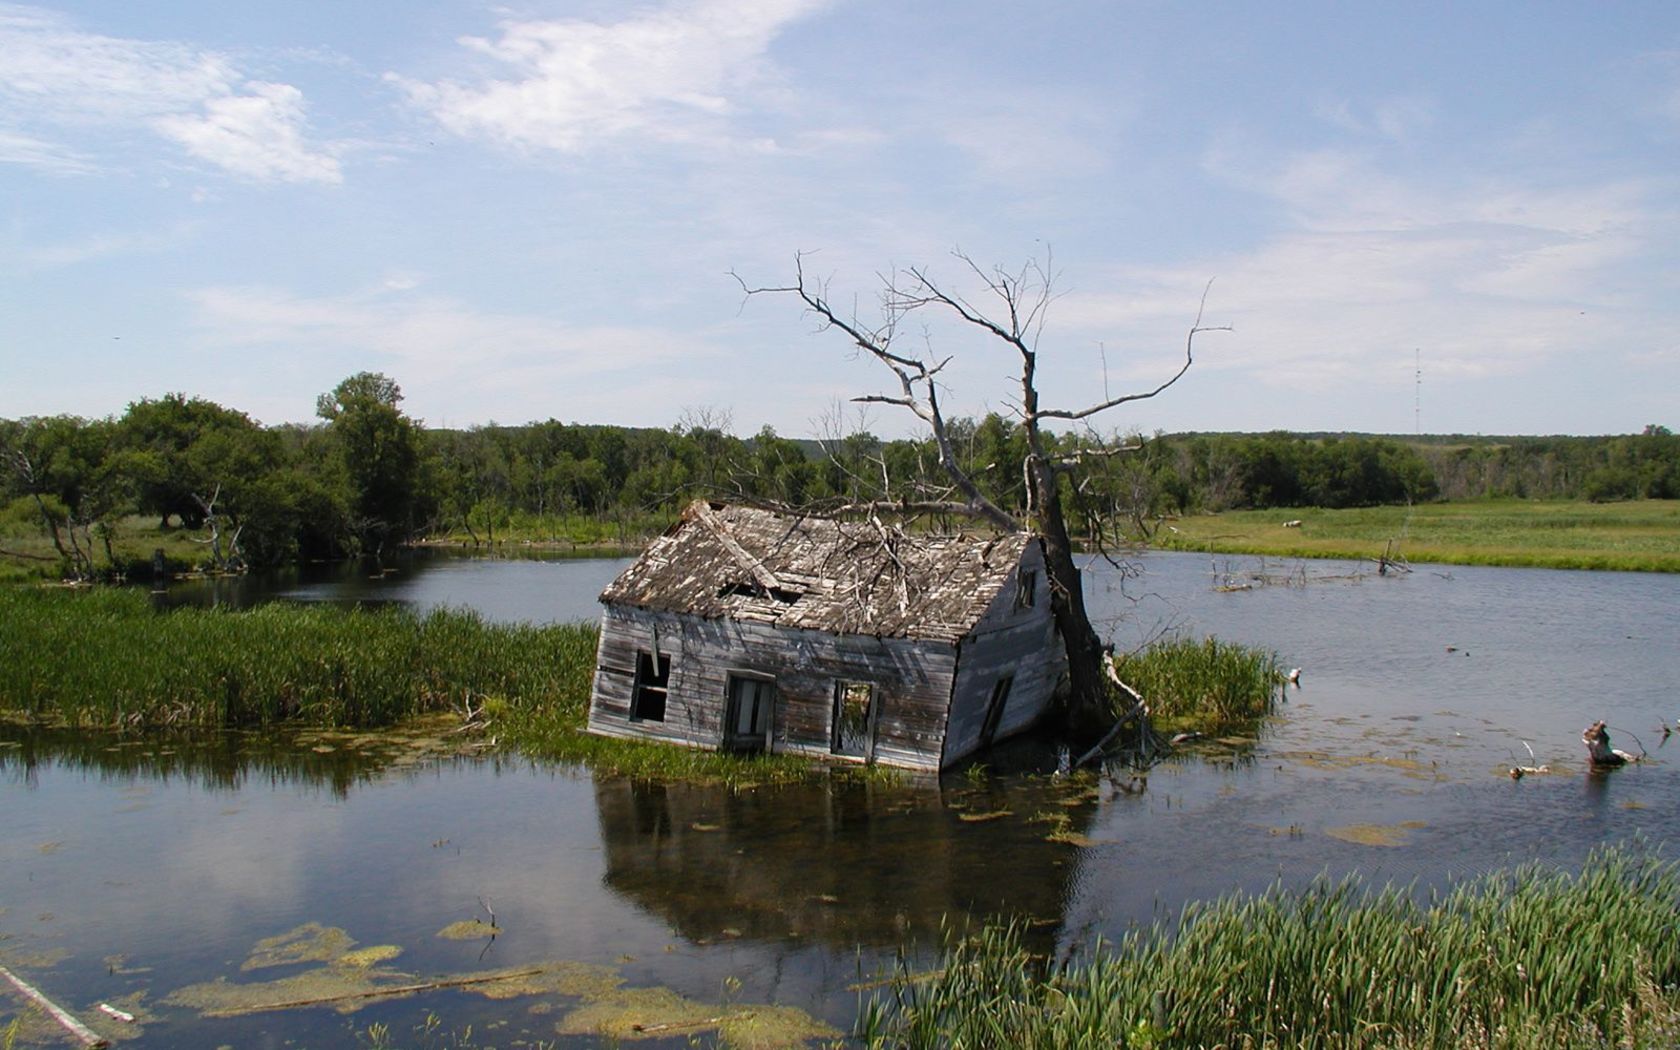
[
  {"xmin": 593, "ymin": 776, "xmax": 1087, "ymax": 947},
  {"xmin": 587, "ymin": 501, "xmax": 1064, "ymax": 771}
]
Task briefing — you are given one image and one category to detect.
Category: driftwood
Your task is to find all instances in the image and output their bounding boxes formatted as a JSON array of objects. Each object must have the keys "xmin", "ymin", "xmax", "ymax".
[
  {"xmin": 0, "ymin": 963, "xmax": 109, "ymax": 1048},
  {"xmin": 1075, "ymin": 663, "xmax": 1159, "ymax": 768}
]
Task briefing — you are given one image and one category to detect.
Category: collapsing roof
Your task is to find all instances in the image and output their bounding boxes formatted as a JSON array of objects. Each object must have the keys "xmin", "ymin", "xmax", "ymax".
[{"xmin": 599, "ymin": 500, "xmax": 1031, "ymax": 644}]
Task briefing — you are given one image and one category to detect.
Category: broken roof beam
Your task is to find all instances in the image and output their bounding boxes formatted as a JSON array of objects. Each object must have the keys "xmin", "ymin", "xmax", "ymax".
[{"xmin": 687, "ymin": 501, "xmax": 789, "ymax": 597}]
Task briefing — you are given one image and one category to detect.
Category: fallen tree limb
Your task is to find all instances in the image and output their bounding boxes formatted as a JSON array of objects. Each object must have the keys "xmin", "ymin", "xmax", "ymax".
[
  {"xmin": 1075, "ymin": 665, "xmax": 1155, "ymax": 768},
  {"xmin": 0, "ymin": 963, "xmax": 109, "ymax": 1048}
]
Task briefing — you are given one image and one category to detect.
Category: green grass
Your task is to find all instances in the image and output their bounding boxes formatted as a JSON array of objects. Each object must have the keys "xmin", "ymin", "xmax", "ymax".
[
  {"xmin": 0, "ymin": 508, "xmax": 210, "ymax": 584},
  {"xmin": 1153, "ymin": 499, "xmax": 1680, "ymax": 572},
  {"xmin": 0, "ymin": 585, "xmax": 592, "ymax": 729},
  {"xmin": 857, "ymin": 842, "xmax": 1680, "ymax": 1049},
  {"xmin": 1113, "ymin": 636, "xmax": 1284, "ymax": 733},
  {"xmin": 418, "ymin": 510, "xmax": 666, "ymax": 553},
  {"xmin": 0, "ymin": 586, "xmax": 893, "ymax": 788}
]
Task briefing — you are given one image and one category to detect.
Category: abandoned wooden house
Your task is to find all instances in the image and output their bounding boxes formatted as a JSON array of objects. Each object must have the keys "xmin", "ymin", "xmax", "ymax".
[{"xmin": 586, "ymin": 500, "xmax": 1065, "ymax": 772}]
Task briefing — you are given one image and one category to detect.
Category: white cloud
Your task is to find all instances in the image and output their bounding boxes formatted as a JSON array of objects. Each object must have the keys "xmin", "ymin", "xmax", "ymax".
[
  {"xmin": 0, "ymin": 127, "xmax": 96, "ymax": 174},
  {"xmin": 154, "ymin": 81, "xmax": 341, "ymax": 184},
  {"xmin": 0, "ymin": 4, "xmax": 340, "ymax": 183},
  {"xmin": 1041, "ymin": 149, "xmax": 1670, "ymax": 413},
  {"xmin": 393, "ymin": 0, "xmax": 829, "ymax": 153}
]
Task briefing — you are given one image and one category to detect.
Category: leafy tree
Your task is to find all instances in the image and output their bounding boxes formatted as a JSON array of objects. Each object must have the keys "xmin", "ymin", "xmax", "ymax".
[{"xmin": 316, "ymin": 372, "xmax": 424, "ymax": 553}]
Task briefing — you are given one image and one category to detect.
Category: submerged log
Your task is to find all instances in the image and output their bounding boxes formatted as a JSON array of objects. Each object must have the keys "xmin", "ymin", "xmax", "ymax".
[{"xmin": 0, "ymin": 964, "xmax": 109, "ymax": 1048}]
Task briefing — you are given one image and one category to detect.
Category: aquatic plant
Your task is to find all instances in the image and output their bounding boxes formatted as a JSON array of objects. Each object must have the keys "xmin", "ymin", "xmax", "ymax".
[
  {"xmin": 855, "ymin": 843, "xmax": 1680, "ymax": 1049},
  {"xmin": 1112, "ymin": 635, "xmax": 1283, "ymax": 731},
  {"xmin": 0, "ymin": 586, "xmax": 593, "ymax": 731}
]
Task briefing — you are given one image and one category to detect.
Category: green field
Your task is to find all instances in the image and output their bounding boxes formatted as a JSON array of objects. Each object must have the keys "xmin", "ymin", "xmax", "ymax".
[{"xmin": 1151, "ymin": 499, "xmax": 1680, "ymax": 572}]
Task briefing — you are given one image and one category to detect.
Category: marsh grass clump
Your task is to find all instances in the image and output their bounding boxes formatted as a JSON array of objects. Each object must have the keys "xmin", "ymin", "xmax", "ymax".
[
  {"xmin": 0, "ymin": 586, "xmax": 594, "ymax": 731},
  {"xmin": 856, "ymin": 843, "xmax": 1680, "ymax": 1049},
  {"xmin": 1114, "ymin": 636, "xmax": 1282, "ymax": 732}
]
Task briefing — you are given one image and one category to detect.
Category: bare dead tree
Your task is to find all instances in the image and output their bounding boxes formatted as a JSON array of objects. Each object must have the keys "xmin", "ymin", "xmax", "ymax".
[
  {"xmin": 191, "ymin": 485, "xmax": 245, "ymax": 573},
  {"xmin": 735, "ymin": 250, "xmax": 1228, "ymax": 741}
]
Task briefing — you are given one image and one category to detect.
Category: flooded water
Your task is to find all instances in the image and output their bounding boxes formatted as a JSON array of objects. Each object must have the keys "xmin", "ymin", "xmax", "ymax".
[{"xmin": 4, "ymin": 551, "xmax": 1679, "ymax": 1047}]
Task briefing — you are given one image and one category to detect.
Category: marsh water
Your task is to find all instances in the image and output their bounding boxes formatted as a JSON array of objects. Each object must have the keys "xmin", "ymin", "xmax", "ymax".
[{"xmin": 4, "ymin": 551, "xmax": 1679, "ymax": 1047}]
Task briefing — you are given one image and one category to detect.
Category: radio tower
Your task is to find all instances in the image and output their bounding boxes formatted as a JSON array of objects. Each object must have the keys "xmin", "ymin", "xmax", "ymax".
[{"xmin": 1414, "ymin": 349, "xmax": 1422, "ymax": 436}]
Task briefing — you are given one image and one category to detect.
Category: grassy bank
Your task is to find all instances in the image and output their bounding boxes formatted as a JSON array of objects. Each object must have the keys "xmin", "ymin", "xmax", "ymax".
[
  {"xmin": 1151, "ymin": 499, "xmax": 1680, "ymax": 572},
  {"xmin": 858, "ymin": 843, "xmax": 1680, "ymax": 1049},
  {"xmin": 0, "ymin": 510, "xmax": 211, "ymax": 584},
  {"xmin": 417, "ymin": 510, "xmax": 665, "ymax": 553}
]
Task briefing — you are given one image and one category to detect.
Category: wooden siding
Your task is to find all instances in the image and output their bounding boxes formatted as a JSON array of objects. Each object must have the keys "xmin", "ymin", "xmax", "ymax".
[
  {"xmin": 940, "ymin": 539, "xmax": 1065, "ymax": 767},
  {"xmin": 587, "ymin": 604, "xmax": 960, "ymax": 772}
]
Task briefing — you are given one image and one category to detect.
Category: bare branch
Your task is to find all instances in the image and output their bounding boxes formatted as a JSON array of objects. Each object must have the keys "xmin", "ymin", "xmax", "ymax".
[{"xmin": 1038, "ymin": 279, "xmax": 1230, "ymax": 423}]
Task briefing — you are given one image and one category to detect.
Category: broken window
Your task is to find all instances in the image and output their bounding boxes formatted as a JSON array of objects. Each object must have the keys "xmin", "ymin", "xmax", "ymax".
[
  {"xmin": 978, "ymin": 675, "xmax": 1014, "ymax": 747},
  {"xmin": 631, "ymin": 650, "xmax": 670, "ymax": 722},
  {"xmin": 832, "ymin": 681, "xmax": 875, "ymax": 759},
  {"xmin": 1014, "ymin": 568, "xmax": 1037, "ymax": 611}
]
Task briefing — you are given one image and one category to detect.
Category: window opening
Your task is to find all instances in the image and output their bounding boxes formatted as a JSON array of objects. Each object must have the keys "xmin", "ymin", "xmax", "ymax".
[
  {"xmin": 978, "ymin": 675, "xmax": 1014, "ymax": 748},
  {"xmin": 1014, "ymin": 568, "xmax": 1037, "ymax": 611},
  {"xmin": 631, "ymin": 650, "xmax": 670, "ymax": 722},
  {"xmin": 832, "ymin": 681, "xmax": 875, "ymax": 758}
]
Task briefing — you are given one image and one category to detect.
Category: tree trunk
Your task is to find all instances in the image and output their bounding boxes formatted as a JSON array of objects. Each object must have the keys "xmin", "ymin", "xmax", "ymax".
[{"xmin": 1029, "ymin": 462, "xmax": 1112, "ymax": 743}]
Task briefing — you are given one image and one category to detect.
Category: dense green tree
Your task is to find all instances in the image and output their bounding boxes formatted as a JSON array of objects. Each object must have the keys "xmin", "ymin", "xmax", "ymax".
[{"xmin": 316, "ymin": 372, "xmax": 424, "ymax": 553}]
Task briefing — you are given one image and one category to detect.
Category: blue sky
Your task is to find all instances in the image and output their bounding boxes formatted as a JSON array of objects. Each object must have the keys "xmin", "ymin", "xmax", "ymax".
[{"xmin": 3, "ymin": 1, "xmax": 1676, "ymax": 438}]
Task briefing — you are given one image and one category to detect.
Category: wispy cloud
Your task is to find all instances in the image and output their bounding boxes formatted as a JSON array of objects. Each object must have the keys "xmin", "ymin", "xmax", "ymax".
[
  {"xmin": 185, "ymin": 283, "xmax": 728, "ymax": 424},
  {"xmin": 0, "ymin": 3, "xmax": 340, "ymax": 183},
  {"xmin": 392, "ymin": 0, "xmax": 829, "ymax": 153},
  {"xmin": 1044, "ymin": 146, "xmax": 1670, "ymax": 416},
  {"xmin": 0, "ymin": 127, "xmax": 96, "ymax": 175}
]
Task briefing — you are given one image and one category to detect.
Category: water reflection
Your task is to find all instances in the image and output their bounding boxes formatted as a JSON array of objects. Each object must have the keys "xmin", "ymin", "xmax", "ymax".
[
  {"xmin": 0, "ymin": 722, "xmax": 480, "ymax": 798},
  {"xmin": 593, "ymin": 774, "xmax": 1098, "ymax": 949}
]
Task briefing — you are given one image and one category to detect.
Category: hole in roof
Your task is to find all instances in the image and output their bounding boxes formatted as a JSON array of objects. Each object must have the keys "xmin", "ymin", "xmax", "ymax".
[{"xmin": 717, "ymin": 581, "xmax": 803, "ymax": 605}]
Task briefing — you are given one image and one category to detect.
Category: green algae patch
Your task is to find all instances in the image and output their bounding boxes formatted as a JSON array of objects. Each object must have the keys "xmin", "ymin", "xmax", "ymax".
[
  {"xmin": 338, "ymin": 945, "xmax": 402, "ymax": 968},
  {"xmin": 556, "ymin": 986, "xmax": 838, "ymax": 1047},
  {"xmin": 436, "ymin": 919, "xmax": 498, "ymax": 940},
  {"xmin": 166, "ymin": 965, "xmax": 411, "ymax": 1017},
  {"xmin": 166, "ymin": 960, "xmax": 613, "ymax": 1019},
  {"xmin": 1325, "ymin": 820, "xmax": 1427, "ymax": 847},
  {"xmin": 956, "ymin": 809, "xmax": 1012, "ymax": 823},
  {"xmin": 470, "ymin": 960, "xmax": 620, "ymax": 1001},
  {"xmin": 242, "ymin": 922, "xmax": 355, "ymax": 971}
]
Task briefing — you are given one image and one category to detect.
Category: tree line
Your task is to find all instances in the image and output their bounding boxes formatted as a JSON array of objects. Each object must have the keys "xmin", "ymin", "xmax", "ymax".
[{"xmin": 2, "ymin": 372, "xmax": 1674, "ymax": 578}]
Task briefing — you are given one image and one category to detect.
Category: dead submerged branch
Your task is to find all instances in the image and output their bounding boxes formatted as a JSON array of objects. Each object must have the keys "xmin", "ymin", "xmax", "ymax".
[
  {"xmin": 0, "ymin": 963, "xmax": 109, "ymax": 1047},
  {"xmin": 1075, "ymin": 659, "xmax": 1168, "ymax": 769}
]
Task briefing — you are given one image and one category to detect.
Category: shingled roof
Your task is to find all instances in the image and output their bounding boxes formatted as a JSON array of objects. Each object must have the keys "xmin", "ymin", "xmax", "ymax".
[{"xmin": 599, "ymin": 501, "xmax": 1031, "ymax": 643}]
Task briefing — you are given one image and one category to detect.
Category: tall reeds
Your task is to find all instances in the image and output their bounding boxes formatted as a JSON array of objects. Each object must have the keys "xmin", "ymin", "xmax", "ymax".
[
  {"xmin": 1114, "ymin": 635, "xmax": 1283, "ymax": 731},
  {"xmin": 0, "ymin": 587, "xmax": 597, "ymax": 730},
  {"xmin": 857, "ymin": 843, "xmax": 1680, "ymax": 1049}
]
